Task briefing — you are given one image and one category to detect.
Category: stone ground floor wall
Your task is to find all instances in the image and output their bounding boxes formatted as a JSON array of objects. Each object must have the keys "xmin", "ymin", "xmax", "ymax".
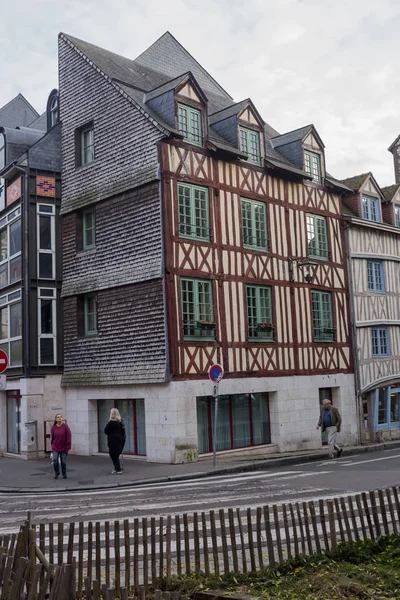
[
  {"xmin": 65, "ymin": 373, "xmax": 358, "ymax": 464},
  {"xmin": 0, "ymin": 375, "xmax": 65, "ymax": 459}
]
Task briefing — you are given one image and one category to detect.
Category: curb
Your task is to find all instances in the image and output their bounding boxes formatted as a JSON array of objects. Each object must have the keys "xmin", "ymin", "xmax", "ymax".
[{"xmin": 1, "ymin": 440, "xmax": 400, "ymax": 494}]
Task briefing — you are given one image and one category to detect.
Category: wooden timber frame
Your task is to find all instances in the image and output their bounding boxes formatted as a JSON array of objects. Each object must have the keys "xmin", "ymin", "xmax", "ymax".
[{"xmin": 160, "ymin": 138, "xmax": 354, "ymax": 380}]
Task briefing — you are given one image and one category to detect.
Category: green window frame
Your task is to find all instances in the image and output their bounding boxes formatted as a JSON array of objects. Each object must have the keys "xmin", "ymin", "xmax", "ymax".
[
  {"xmin": 306, "ymin": 214, "xmax": 329, "ymax": 259},
  {"xmin": 84, "ymin": 293, "xmax": 97, "ymax": 335},
  {"xmin": 312, "ymin": 290, "xmax": 335, "ymax": 342},
  {"xmin": 181, "ymin": 278, "xmax": 215, "ymax": 340},
  {"xmin": 239, "ymin": 127, "xmax": 261, "ymax": 165},
  {"xmin": 81, "ymin": 125, "xmax": 94, "ymax": 165},
  {"xmin": 178, "ymin": 104, "xmax": 202, "ymax": 145},
  {"xmin": 241, "ymin": 198, "xmax": 268, "ymax": 251},
  {"xmin": 178, "ymin": 183, "xmax": 210, "ymax": 240},
  {"xmin": 83, "ymin": 209, "xmax": 96, "ymax": 249},
  {"xmin": 246, "ymin": 285, "xmax": 274, "ymax": 341},
  {"xmin": 304, "ymin": 151, "xmax": 321, "ymax": 183}
]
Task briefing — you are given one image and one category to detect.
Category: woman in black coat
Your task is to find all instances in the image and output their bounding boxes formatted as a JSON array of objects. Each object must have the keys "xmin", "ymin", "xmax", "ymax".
[{"xmin": 104, "ymin": 408, "xmax": 126, "ymax": 474}]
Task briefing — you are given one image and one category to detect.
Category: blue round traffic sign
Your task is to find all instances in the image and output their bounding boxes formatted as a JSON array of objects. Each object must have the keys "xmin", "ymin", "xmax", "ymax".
[{"xmin": 208, "ymin": 364, "xmax": 224, "ymax": 382}]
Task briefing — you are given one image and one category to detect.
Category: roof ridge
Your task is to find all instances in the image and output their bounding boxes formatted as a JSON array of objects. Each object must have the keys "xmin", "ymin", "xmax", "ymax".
[
  {"xmin": 0, "ymin": 93, "xmax": 39, "ymax": 119},
  {"xmin": 270, "ymin": 124, "xmax": 313, "ymax": 139},
  {"xmin": 134, "ymin": 31, "xmax": 233, "ymax": 101}
]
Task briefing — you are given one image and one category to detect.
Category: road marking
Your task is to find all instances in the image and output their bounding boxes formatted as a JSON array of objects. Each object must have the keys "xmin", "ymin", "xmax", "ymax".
[{"xmin": 342, "ymin": 453, "xmax": 400, "ymax": 466}]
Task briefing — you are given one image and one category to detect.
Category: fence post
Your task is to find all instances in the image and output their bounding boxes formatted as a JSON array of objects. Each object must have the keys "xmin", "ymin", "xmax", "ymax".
[{"xmin": 327, "ymin": 500, "xmax": 337, "ymax": 552}]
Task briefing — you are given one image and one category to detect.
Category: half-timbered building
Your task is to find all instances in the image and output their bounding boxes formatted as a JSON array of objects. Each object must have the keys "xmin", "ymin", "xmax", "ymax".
[
  {"xmin": 341, "ymin": 170, "xmax": 400, "ymax": 443},
  {"xmin": 59, "ymin": 32, "xmax": 357, "ymax": 462},
  {"xmin": 0, "ymin": 92, "xmax": 64, "ymax": 459}
]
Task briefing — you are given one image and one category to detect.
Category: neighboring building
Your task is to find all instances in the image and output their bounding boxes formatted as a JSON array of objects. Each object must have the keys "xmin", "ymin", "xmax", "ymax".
[
  {"xmin": 59, "ymin": 32, "xmax": 357, "ymax": 462},
  {"xmin": 341, "ymin": 171, "xmax": 400, "ymax": 443},
  {"xmin": 0, "ymin": 91, "xmax": 64, "ymax": 459}
]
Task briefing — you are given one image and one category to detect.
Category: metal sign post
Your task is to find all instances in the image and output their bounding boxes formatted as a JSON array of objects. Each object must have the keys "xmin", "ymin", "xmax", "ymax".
[{"xmin": 208, "ymin": 364, "xmax": 224, "ymax": 468}]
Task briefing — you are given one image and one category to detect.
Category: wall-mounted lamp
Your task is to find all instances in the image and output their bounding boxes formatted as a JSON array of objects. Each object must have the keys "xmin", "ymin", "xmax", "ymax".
[{"xmin": 288, "ymin": 258, "xmax": 319, "ymax": 283}]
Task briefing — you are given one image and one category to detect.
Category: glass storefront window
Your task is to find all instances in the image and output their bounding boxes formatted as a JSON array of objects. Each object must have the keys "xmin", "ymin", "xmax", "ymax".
[
  {"xmin": 378, "ymin": 388, "xmax": 388, "ymax": 424},
  {"xmin": 390, "ymin": 392, "xmax": 400, "ymax": 423},
  {"xmin": 197, "ymin": 392, "xmax": 270, "ymax": 454},
  {"xmin": 97, "ymin": 399, "xmax": 146, "ymax": 456}
]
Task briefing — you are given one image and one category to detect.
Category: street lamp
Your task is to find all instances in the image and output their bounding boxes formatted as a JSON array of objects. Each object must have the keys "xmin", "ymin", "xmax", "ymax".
[{"xmin": 288, "ymin": 258, "xmax": 319, "ymax": 283}]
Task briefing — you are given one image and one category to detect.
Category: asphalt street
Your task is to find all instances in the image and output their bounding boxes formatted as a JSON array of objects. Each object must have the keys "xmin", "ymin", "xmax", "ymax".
[{"xmin": 1, "ymin": 447, "xmax": 400, "ymax": 532}]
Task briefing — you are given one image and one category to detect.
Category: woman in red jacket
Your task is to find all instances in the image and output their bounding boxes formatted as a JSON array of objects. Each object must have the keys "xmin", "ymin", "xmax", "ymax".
[{"xmin": 51, "ymin": 413, "xmax": 72, "ymax": 479}]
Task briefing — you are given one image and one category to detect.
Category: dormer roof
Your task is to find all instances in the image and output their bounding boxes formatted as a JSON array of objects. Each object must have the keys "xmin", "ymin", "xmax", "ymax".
[
  {"xmin": 144, "ymin": 71, "xmax": 208, "ymax": 104},
  {"xmin": 209, "ymin": 98, "xmax": 263, "ymax": 127},
  {"xmin": 381, "ymin": 184, "xmax": 400, "ymax": 202},
  {"xmin": 341, "ymin": 172, "xmax": 385, "ymax": 200},
  {"xmin": 271, "ymin": 124, "xmax": 325, "ymax": 150}
]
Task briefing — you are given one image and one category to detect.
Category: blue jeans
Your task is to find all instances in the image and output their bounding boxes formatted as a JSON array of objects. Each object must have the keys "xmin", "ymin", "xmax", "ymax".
[{"xmin": 53, "ymin": 451, "xmax": 67, "ymax": 476}]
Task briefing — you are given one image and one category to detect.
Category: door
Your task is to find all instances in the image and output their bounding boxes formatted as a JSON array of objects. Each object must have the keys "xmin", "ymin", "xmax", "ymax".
[{"xmin": 6, "ymin": 390, "xmax": 21, "ymax": 454}]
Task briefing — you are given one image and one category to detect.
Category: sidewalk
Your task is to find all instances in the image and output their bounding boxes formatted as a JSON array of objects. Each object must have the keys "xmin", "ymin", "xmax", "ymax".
[{"xmin": 1, "ymin": 440, "xmax": 400, "ymax": 493}]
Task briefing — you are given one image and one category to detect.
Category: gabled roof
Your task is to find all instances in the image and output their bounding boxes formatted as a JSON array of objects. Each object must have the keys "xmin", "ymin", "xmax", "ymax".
[
  {"xmin": 209, "ymin": 98, "xmax": 263, "ymax": 126},
  {"xmin": 340, "ymin": 173, "xmax": 370, "ymax": 192},
  {"xmin": 134, "ymin": 31, "xmax": 232, "ymax": 100},
  {"xmin": 0, "ymin": 94, "xmax": 39, "ymax": 128},
  {"xmin": 388, "ymin": 135, "xmax": 400, "ymax": 152},
  {"xmin": 144, "ymin": 71, "xmax": 208, "ymax": 104},
  {"xmin": 381, "ymin": 184, "xmax": 400, "ymax": 201},
  {"xmin": 271, "ymin": 124, "xmax": 325, "ymax": 149}
]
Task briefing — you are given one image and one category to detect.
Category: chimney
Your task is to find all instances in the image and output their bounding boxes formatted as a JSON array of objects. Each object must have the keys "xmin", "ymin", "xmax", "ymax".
[{"xmin": 388, "ymin": 136, "xmax": 400, "ymax": 184}]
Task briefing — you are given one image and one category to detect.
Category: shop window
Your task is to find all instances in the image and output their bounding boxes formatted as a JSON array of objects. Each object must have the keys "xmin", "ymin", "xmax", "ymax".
[{"xmin": 97, "ymin": 398, "xmax": 146, "ymax": 456}]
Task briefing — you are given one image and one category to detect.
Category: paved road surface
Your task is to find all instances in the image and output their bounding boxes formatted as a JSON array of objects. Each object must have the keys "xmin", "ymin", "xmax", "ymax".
[{"xmin": 1, "ymin": 448, "xmax": 400, "ymax": 532}]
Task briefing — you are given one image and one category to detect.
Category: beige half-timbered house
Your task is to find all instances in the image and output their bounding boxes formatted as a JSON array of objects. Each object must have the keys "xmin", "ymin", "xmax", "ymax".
[
  {"xmin": 341, "ymin": 170, "xmax": 400, "ymax": 443},
  {"xmin": 59, "ymin": 32, "xmax": 358, "ymax": 462}
]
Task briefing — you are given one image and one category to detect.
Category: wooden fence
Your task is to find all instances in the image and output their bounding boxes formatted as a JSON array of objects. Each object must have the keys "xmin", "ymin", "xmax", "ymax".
[{"xmin": 1, "ymin": 486, "xmax": 400, "ymax": 598}]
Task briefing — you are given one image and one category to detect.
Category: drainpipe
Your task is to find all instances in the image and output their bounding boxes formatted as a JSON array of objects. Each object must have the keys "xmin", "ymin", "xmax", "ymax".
[
  {"xmin": 13, "ymin": 164, "xmax": 30, "ymax": 378},
  {"xmin": 345, "ymin": 224, "xmax": 362, "ymax": 445}
]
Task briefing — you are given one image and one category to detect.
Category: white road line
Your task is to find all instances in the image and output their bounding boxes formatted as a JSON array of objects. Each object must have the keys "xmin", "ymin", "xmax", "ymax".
[{"xmin": 342, "ymin": 453, "xmax": 400, "ymax": 466}]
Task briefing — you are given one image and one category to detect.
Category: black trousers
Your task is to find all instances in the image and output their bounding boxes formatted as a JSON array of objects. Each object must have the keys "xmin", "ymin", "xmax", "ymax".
[{"xmin": 109, "ymin": 449, "xmax": 122, "ymax": 471}]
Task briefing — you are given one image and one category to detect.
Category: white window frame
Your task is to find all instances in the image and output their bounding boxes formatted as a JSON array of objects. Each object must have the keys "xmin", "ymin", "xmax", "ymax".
[
  {"xmin": 395, "ymin": 204, "xmax": 400, "ymax": 228},
  {"xmin": 37, "ymin": 204, "xmax": 56, "ymax": 280},
  {"xmin": 362, "ymin": 194, "xmax": 380, "ymax": 222},
  {"xmin": 0, "ymin": 289, "xmax": 22, "ymax": 367},
  {"xmin": 38, "ymin": 287, "xmax": 57, "ymax": 366},
  {"xmin": 0, "ymin": 206, "xmax": 22, "ymax": 290}
]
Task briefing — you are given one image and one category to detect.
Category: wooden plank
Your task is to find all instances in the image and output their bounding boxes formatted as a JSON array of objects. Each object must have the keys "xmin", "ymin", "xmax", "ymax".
[
  {"xmin": 92, "ymin": 580, "xmax": 100, "ymax": 600},
  {"xmin": 77, "ymin": 522, "xmax": 84, "ymax": 600},
  {"xmin": 236, "ymin": 508, "xmax": 247, "ymax": 573},
  {"xmin": 133, "ymin": 518, "xmax": 139, "ymax": 593},
  {"xmin": 37, "ymin": 565, "xmax": 53, "ymax": 600},
  {"xmin": 175, "ymin": 515, "xmax": 182, "ymax": 577},
  {"xmin": 124, "ymin": 519, "xmax": 131, "ymax": 591},
  {"xmin": 151, "ymin": 517, "xmax": 157, "ymax": 587},
  {"xmin": 166, "ymin": 515, "xmax": 172, "ymax": 586},
  {"xmin": 193, "ymin": 512, "xmax": 201, "ymax": 573},
  {"xmin": 219, "ymin": 509, "xmax": 229, "ymax": 574},
  {"xmin": 228, "ymin": 508, "xmax": 238, "ymax": 573},
  {"xmin": 347, "ymin": 496, "xmax": 359, "ymax": 541},
  {"xmin": 26, "ymin": 564, "xmax": 43, "ymax": 600},
  {"xmin": 334, "ymin": 498, "xmax": 346, "ymax": 542},
  {"xmin": 256, "ymin": 506, "xmax": 264, "ymax": 569},
  {"xmin": 67, "ymin": 522, "xmax": 75, "ymax": 565},
  {"xmin": 369, "ymin": 490, "xmax": 381, "ymax": 538},
  {"xmin": 115, "ymin": 520, "xmax": 121, "ymax": 596},
  {"xmin": 183, "ymin": 513, "xmax": 191, "ymax": 576},
  {"xmin": 209, "ymin": 510, "xmax": 219, "ymax": 576},
  {"xmin": 327, "ymin": 500, "xmax": 337, "ymax": 552},
  {"xmin": 201, "ymin": 512, "xmax": 210, "ymax": 576},
  {"xmin": 340, "ymin": 497, "xmax": 352, "ymax": 541},
  {"xmin": 57, "ymin": 522, "xmax": 63, "ymax": 566},
  {"xmin": 302, "ymin": 502, "xmax": 313, "ymax": 554},
  {"xmin": 289, "ymin": 503, "xmax": 299, "ymax": 557},
  {"xmin": 282, "ymin": 504, "xmax": 292, "ymax": 561},
  {"xmin": 386, "ymin": 488, "xmax": 398, "ymax": 535},
  {"xmin": 295, "ymin": 502, "xmax": 306, "ymax": 555},
  {"xmin": 362, "ymin": 492, "xmax": 375, "ymax": 540},
  {"xmin": 378, "ymin": 489, "xmax": 389, "ymax": 535},
  {"xmin": 317, "ymin": 500, "xmax": 328, "ymax": 550},
  {"xmin": 247, "ymin": 508, "xmax": 256, "ymax": 571},
  {"xmin": 392, "ymin": 486, "xmax": 400, "ymax": 525},
  {"xmin": 48, "ymin": 523, "xmax": 54, "ymax": 566},
  {"xmin": 308, "ymin": 501, "xmax": 320, "ymax": 553},
  {"xmin": 95, "ymin": 522, "xmax": 101, "ymax": 584},
  {"xmin": 87, "ymin": 522, "xmax": 93, "ymax": 583},
  {"xmin": 105, "ymin": 520, "xmax": 110, "ymax": 587},
  {"xmin": 142, "ymin": 517, "xmax": 149, "ymax": 593},
  {"xmin": 263, "ymin": 505, "xmax": 275, "ymax": 567},
  {"xmin": 355, "ymin": 494, "xmax": 367, "ymax": 540},
  {"xmin": 39, "ymin": 524, "xmax": 45, "ymax": 588},
  {"xmin": 159, "ymin": 516, "xmax": 164, "ymax": 586}
]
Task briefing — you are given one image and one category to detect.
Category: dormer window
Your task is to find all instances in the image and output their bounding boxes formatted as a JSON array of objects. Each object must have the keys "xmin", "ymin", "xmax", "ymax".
[
  {"xmin": 50, "ymin": 96, "xmax": 59, "ymax": 127},
  {"xmin": 178, "ymin": 104, "xmax": 202, "ymax": 145},
  {"xmin": 362, "ymin": 194, "xmax": 380, "ymax": 222},
  {"xmin": 304, "ymin": 151, "xmax": 321, "ymax": 184},
  {"xmin": 395, "ymin": 204, "xmax": 400, "ymax": 227},
  {"xmin": 239, "ymin": 127, "xmax": 261, "ymax": 165}
]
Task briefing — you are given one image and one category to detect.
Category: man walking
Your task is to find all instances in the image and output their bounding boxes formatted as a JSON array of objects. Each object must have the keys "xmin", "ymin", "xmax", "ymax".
[{"xmin": 317, "ymin": 399, "xmax": 342, "ymax": 459}]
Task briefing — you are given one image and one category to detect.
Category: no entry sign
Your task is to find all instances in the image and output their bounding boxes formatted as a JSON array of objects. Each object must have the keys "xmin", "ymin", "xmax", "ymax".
[
  {"xmin": 0, "ymin": 349, "xmax": 8, "ymax": 373},
  {"xmin": 208, "ymin": 364, "xmax": 224, "ymax": 383}
]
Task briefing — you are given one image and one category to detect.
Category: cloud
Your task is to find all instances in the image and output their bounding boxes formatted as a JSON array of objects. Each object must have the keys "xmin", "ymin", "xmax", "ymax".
[{"xmin": 1, "ymin": 0, "xmax": 399, "ymax": 185}]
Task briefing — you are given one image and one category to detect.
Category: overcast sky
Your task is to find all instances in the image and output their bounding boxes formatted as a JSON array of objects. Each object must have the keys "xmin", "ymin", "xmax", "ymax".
[{"xmin": 1, "ymin": 0, "xmax": 399, "ymax": 186}]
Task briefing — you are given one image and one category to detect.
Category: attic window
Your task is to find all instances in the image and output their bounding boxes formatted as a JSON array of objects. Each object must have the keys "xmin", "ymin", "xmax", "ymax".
[
  {"xmin": 239, "ymin": 127, "xmax": 261, "ymax": 165},
  {"xmin": 362, "ymin": 194, "xmax": 380, "ymax": 223},
  {"xmin": 178, "ymin": 104, "xmax": 202, "ymax": 145},
  {"xmin": 50, "ymin": 95, "xmax": 59, "ymax": 127},
  {"xmin": 395, "ymin": 204, "xmax": 400, "ymax": 228},
  {"xmin": 304, "ymin": 151, "xmax": 321, "ymax": 183}
]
